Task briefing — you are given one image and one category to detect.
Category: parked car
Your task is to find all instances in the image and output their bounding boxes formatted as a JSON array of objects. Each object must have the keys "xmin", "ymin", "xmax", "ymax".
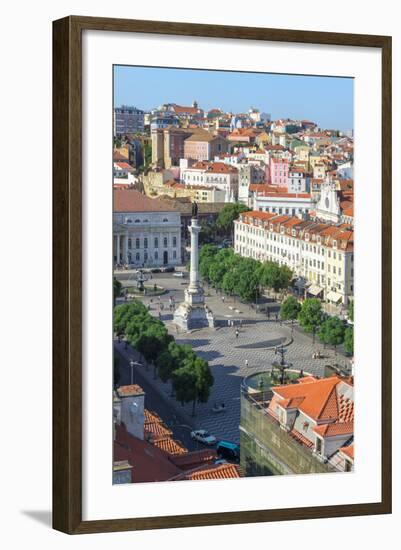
[
  {"xmin": 216, "ymin": 440, "xmax": 240, "ymax": 462},
  {"xmin": 150, "ymin": 268, "xmax": 162, "ymax": 273},
  {"xmin": 173, "ymin": 271, "xmax": 186, "ymax": 278},
  {"xmin": 190, "ymin": 429, "xmax": 217, "ymax": 446},
  {"xmin": 162, "ymin": 266, "xmax": 175, "ymax": 273}
]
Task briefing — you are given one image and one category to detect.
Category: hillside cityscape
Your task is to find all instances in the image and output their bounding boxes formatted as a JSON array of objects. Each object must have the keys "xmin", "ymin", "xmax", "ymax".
[{"xmin": 112, "ymin": 82, "xmax": 355, "ymax": 485}]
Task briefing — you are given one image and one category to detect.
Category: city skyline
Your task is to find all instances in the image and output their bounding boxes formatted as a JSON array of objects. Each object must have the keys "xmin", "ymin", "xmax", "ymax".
[{"xmin": 114, "ymin": 65, "xmax": 354, "ymax": 131}]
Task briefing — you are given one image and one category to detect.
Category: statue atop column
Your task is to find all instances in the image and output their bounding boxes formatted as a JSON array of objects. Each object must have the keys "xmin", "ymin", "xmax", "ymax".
[{"xmin": 191, "ymin": 201, "xmax": 198, "ymax": 218}]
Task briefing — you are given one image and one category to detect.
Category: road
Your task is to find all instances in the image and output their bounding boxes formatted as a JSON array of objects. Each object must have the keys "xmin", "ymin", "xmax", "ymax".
[{"xmin": 115, "ymin": 342, "xmax": 207, "ymax": 452}]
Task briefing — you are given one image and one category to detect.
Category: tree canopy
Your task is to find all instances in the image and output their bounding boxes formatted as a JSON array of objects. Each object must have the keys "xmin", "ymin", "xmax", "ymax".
[
  {"xmin": 280, "ymin": 296, "xmax": 301, "ymax": 322},
  {"xmin": 344, "ymin": 326, "xmax": 354, "ymax": 355},
  {"xmin": 113, "ymin": 299, "xmax": 214, "ymax": 412},
  {"xmin": 318, "ymin": 316, "xmax": 345, "ymax": 351},
  {"xmin": 298, "ymin": 298, "xmax": 323, "ymax": 341},
  {"xmin": 216, "ymin": 203, "xmax": 248, "ymax": 235},
  {"xmin": 347, "ymin": 299, "xmax": 354, "ymax": 323}
]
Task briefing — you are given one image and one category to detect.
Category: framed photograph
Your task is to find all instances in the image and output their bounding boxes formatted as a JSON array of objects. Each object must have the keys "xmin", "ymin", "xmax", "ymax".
[{"xmin": 53, "ymin": 16, "xmax": 392, "ymax": 534}]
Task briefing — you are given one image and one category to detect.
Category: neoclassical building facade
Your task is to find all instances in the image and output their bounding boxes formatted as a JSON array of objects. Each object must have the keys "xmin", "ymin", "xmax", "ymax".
[{"xmin": 113, "ymin": 189, "xmax": 182, "ymax": 267}]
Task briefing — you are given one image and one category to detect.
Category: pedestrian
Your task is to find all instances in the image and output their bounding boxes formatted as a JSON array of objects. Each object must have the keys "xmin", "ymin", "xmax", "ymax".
[
  {"xmin": 245, "ymin": 359, "xmax": 249, "ymax": 368},
  {"xmin": 235, "ymin": 329, "xmax": 239, "ymax": 339},
  {"xmin": 222, "ymin": 296, "xmax": 225, "ymax": 303}
]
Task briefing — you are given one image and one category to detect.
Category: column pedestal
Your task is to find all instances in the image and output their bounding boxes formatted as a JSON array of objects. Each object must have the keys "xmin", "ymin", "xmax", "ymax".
[{"xmin": 174, "ymin": 217, "xmax": 215, "ymax": 331}]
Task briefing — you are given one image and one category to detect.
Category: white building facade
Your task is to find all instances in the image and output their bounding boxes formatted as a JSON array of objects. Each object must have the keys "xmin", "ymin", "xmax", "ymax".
[
  {"xmin": 113, "ymin": 189, "xmax": 182, "ymax": 267},
  {"xmin": 253, "ymin": 191, "xmax": 315, "ymax": 217},
  {"xmin": 234, "ymin": 210, "xmax": 354, "ymax": 305},
  {"xmin": 181, "ymin": 162, "xmax": 239, "ymax": 202}
]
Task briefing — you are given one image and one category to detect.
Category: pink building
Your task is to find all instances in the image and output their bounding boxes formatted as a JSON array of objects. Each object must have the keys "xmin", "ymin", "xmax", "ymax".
[{"xmin": 270, "ymin": 157, "xmax": 289, "ymax": 187}]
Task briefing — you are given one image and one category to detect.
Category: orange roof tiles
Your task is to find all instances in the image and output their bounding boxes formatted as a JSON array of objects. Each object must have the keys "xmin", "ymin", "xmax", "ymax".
[
  {"xmin": 340, "ymin": 445, "xmax": 354, "ymax": 460},
  {"xmin": 114, "ymin": 189, "xmax": 177, "ymax": 213},
  {"xmin": 117, "ymin": 384, "xmax": 144, "ymax": 397},
  {"xmin": 273, "ymin": 376, "xmax": 353, "ymax": 423},
  {"xmin": 172, "ymin": 463, "xmax": 243, "ymax": 481},
  {"xmin": 153, "ymin": 437, "xmax": 188, "ymax": 456},
  {"xmin": 314, "ymin": 421, "xmax": 354, "ymax": 437}
]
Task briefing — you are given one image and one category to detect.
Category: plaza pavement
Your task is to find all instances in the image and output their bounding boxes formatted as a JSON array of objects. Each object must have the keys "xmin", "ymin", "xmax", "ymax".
[{"xmin": 116, "ymin": 272, "xmax": 350, "ymax": 445}]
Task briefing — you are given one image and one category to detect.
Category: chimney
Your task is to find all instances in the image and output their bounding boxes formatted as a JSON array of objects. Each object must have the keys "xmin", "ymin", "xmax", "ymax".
[{"xmin": 117, "ymin": 385, "xmax": 145, "ymax": 440}]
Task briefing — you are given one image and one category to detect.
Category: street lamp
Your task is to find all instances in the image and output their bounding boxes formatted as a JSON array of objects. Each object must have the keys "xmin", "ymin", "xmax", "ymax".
[{"xmin": 129, "ymin": 359, "xmax": 135, "ymax": 385}]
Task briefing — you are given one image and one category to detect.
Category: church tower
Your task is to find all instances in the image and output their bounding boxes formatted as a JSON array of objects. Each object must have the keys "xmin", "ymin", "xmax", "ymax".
[{"xmin": 315, "ymin": 176, "xmax": 341, "ymax": 224}]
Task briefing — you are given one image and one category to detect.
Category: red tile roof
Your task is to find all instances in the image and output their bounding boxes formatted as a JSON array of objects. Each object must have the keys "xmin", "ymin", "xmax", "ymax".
[
  {"xmin": 117, "ymin": 384, "xmax": 144, "ymax": 397},
  {"xmin": 339, "ymin": 445, "xmax": 354, "ymax": 460},
  {"xmin": 153, "ymin": 437, "xmax": 188, "ymax": 456},
  {"xmin": 114, "ymin": 189, "xmax": 177, "ymax": 213},
  {"xmin": 314, "ymin": 421, "xmax": 354, "ymax": 437},
  {"xmin": 272, "ymin": 376, "xmax": 353, "ymax": 423},
  {"xmin": 171, "ymin": 463, "xmax": 243, "ymax": 481}
]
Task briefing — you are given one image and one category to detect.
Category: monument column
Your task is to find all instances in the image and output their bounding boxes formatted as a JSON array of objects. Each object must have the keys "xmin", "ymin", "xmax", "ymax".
[
  {"xmin": 173, "ymin": 209, "xmax": 215, "ymax": 331},
  {"xmin": 188, "ymin": 218, "xmax": 201, "ymax": 292}
]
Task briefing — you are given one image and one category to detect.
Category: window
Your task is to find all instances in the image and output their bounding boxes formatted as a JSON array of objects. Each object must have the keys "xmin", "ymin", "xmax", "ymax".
[
  {"xmin": 173, "ymin": 251, "xmax": 177, "ymax": 259},
  {"xmin": 144, "ymin": 238, "xmax": 148, "ymax": 249},
  {"xmin": 135, "ymin": 238, "xmax": 140, "ymax": 249},
  {"xmin": 315, "ymin": 438, "xmax": 322, "ymax": 454},
  {"xmin": 163, "ymin": 218, "xmax": 168, "ymax": 222},
  {"xmin": 135, "ymin": 252, "xmax": 140, "ymax": 261},
  {"xmin": 128, "ymin": 238, "xmax": 132, "ymax": 249},
  {"xmin": 173, "ymin": 236, "xmax": 177, "ymax": 247},
  {"xmin": 163, "ymin": 237, "xmax": 168, "ymax": 247},
  {"xmin": 154, "ymin": 237, "xmax": 158, "ymax": 248},
  {"xmin": 135, "ymin": 219, "xmax": 140, "ymax": 223},
  {"xmin": 126, "ymin": 218, "xmax": 133, "ymax": 224},
  {"xmin": 144, "ymin": 252, "xmax": 148, "ymax": 262},
  {"xmin": 154, "ymin": 251, "xmax": 158, "ymax": 260}
]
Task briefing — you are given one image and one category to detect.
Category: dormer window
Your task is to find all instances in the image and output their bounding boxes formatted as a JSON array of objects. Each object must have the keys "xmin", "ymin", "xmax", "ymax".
[
  {"xmin": 280, "ymin": 227, "xmax": 284, "ymax": 235},
  {"xmin": 126, "ymin": 218, "xmax": 133, "ymax": 224},
  {"xmin": 162, "ymin": 218, "xmax": 169, "ymax": 222},
  {"xmin": 305, "ymin": 233, "xmax": 310, "ymax": 241},
  {"xmin": 143, "ymin": 219, "xmax": 149, "ymax": 223},
  {"xmin": 134, "ymin": 219, "xmax": 140, "ymax": 223},
  {"xmin": 333, "ymin": 240, "xmax": 337, "ymax": 248},
  {"xmin": 292, "ymin": 229, "xmax": 296, "ymax": 236}
]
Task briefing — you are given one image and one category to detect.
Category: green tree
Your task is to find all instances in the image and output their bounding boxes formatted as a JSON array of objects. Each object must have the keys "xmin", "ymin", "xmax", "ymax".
[
  {"xmin": 155, "ymin": 350, "xmax": 175, "ymax": 383},
  {"xmin": 199, "ymin": 244, "xmax": 219, "ymax": 282},
  {"xmin": 193, "ymin": 357, "xmax": 214, "ymax": 409},
  {"xmin": 344, "ymin": 326, "xmax": 354, "ymax": 355},
  {"xmin": 234, "ymin": 258, "xmax": 261, "ymax": 302},
  {"xmin": 280, "ymin": 296, "xmax": 301, "ymax": 327},
  {"xmin": 347, "ymin": 300, "xmax": 354, "ymax": 322},
  {"xmin": 260, "ymin": 262, "xmax": 292, "ymax": 293},
  {"xmin": 199, "ymin": 221, "xmax": 217, "ymax": 245},
  {"xmin": 142, "ymin": 142, "xmax": 152, "ymax": 169},
  {"xmin": 216, "ymin": 203, "xmax": 248, "ymax": 237},
  {"xmin": 298, "ymin": 298, "xmax": 323, "ymax": 343},
  {"xmin": 172, "ymin": 356, "xmax": 214, "ymax": 416},
  {"xmin": 172, "ymin": 365, "xmax": 198, "ymax": 413},
  {"xmin": 318, "ymin": 316, "xmax": 345, "ymax": 354}
]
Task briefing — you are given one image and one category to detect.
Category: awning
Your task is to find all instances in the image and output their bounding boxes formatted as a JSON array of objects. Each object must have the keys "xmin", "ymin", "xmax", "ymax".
[
  {"xmin": 307, "ymin": 285, "xmax": 323, "ymax": 296},
  {"xmin": 326, "ymin": 290, "xmax": 342, "ymax": 303}
]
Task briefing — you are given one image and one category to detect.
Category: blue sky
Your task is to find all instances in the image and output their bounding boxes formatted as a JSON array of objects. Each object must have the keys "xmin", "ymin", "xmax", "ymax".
[{"xmin": 114, "ymin": 65, "xmax": 353, "ymax": 131}]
